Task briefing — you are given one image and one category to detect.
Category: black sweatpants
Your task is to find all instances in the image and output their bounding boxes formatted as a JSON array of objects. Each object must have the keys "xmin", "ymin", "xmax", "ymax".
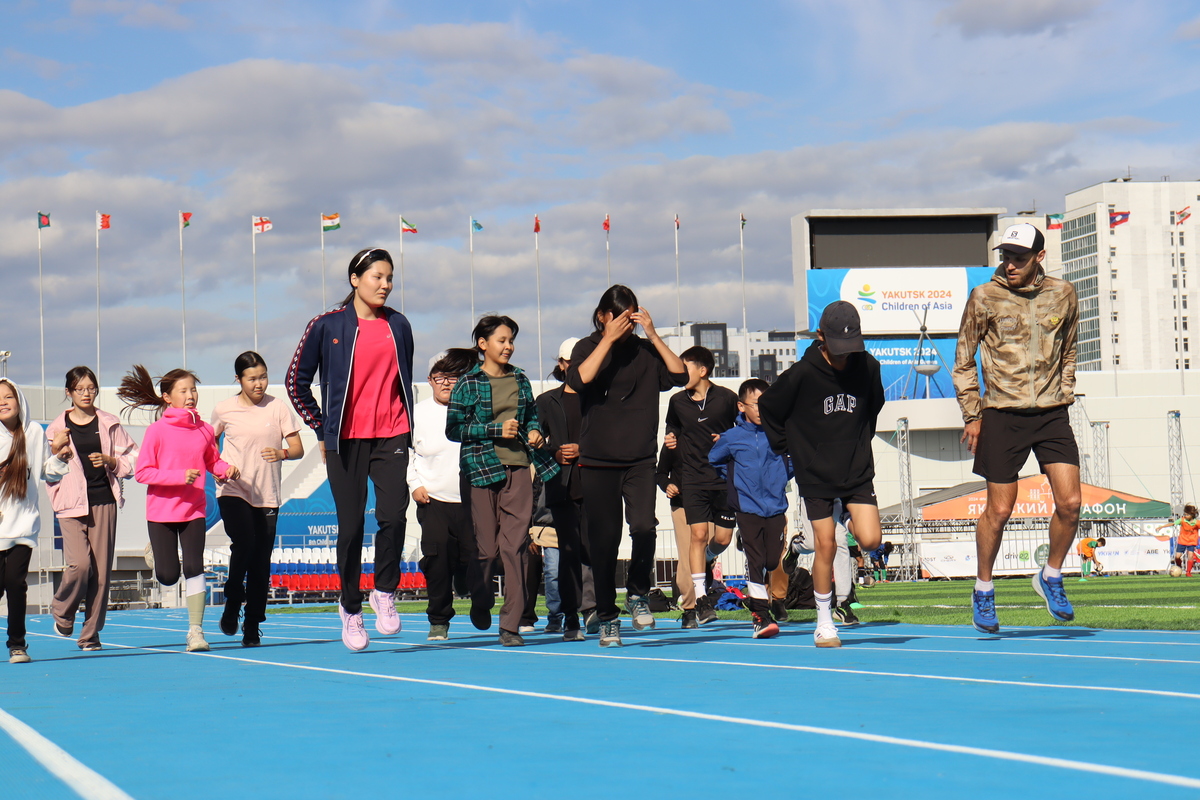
[
  {"xmin": 1, "ymin": 544, "xmax": 32, "ymax": 649},
  {"xmin": 580, "ymin": 462, "xmax": 658, "ymax": 622},
  {"xmin": 325, "ymin": 434, "xmax": 410, "ymax": 614},
  {"xmin": 737, "ymin": 511, "xmax": 786, "ymax": 616},
  {"xmin": 418, "ymin": 496, "xmax": 489, "ymax": 625},
  {"xmin": 147, "ymin": 519, "xmax": 207, "ymax": 586},
  {"xmin": 217, "ymin": 496, "xmax": 278, "ymax": 625},
  {"xmin": 549, "ymin": 499, "xmax": 584, "ymax": 629}
]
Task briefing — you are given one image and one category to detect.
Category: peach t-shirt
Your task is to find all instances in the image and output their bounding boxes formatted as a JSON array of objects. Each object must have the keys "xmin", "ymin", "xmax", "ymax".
[{"xmin": 211, "ymin": 394, "xmax": 300, "ymax": 508}]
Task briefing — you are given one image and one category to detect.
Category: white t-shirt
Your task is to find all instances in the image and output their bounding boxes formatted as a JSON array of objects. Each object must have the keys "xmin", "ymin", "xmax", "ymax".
[
  {"xmin": 407, "ymin": 396, "xmax": 463, "ymax": 504},
  {"xmin": 211, "ymin": 394, "xmax": 300, "ymax": 508}
]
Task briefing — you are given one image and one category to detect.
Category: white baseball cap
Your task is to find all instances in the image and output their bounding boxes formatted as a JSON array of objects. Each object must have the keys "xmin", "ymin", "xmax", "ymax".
[
  {"xmin": 994, "ymin": 223, "xmax": 1046, "ymax": 255},
  {"xmin": 558, "ymin": 337, "xmax": 580, "ymax": 361}
]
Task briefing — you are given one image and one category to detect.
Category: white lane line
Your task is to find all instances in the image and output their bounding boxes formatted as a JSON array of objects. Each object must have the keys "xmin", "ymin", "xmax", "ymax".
[
  {"xmin": 0, "ymin": 707, "xmax": 135, "ymax": 800},
  {"xmin": 86, "ymin": 640, "xmax": 1200, "ymax": 791},
  {"xmin": 859, "ymin": 603, "xmax": 1200, "ymax": 610},
  {"xmin": 835, "ymin": 646, "xmax": 1200, "ymax": 666},
  {"xmin": 397, "ymin": 641, "xmax": 1200, "ymax": 701}
]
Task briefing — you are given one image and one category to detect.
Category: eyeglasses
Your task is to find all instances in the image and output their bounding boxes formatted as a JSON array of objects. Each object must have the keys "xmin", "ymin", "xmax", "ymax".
[
  {"xmin": 429, "ymin": 375, "xmax": 458, "ymax": 386},
  {"xmin": 72, "ymin": 387, "xmax": 99, "ymax": 395}
]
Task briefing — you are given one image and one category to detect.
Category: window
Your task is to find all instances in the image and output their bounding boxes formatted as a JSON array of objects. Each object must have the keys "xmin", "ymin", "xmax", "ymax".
[
  {"xmin": 1111, "ymin": 311, "xmax": 1119, "ymax": 322},
  {"xmin": 1186, "ymin": 317, "xmax": 1190, "ymax": 331},
  {"xmin": 1110, "ymin": 290, "xmax": 1118, "ymax": 301},
  {"xmin": 1182, "ymin": 233, "xmax": 1186, "ymax": 246},
  {"xmin": 1186, "ymin": 296, "xmax": 1190, "ymax": 310},
  {"xmin": 1183, "ymin": 254, "xmax": 1188, "ymax": 268},
  {"xmin": 1111, "ymin": 268, "xmax": 1118, "ymax": 279},
  {"xmin": 1111, "ymin": 333, "xmax": 1119, "ymax": 344},
  {"xmin": 1174, "ymin": 275, "xmax": 1179, "ymax": 289},
  {"xmin": 1113, "ymin": 354, "xmax": 1121, "ymax": 366},
  {"xmin": 1110, "ymin": 247, "xmax": 1117, "ymax": 257},
  {"xmin": 1186, "ymin": 338, "xmax": 1191, "ymax": 353}
]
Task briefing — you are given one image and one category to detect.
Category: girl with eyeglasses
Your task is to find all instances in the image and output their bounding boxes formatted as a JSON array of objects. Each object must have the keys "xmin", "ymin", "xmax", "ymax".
[
  {"xmin": 45, "ymin": 367, "xmax": 138, "ymax": 651},
  {"xmin": 287, "ymin": 248, "xmax": 415, "ymax": 651}
]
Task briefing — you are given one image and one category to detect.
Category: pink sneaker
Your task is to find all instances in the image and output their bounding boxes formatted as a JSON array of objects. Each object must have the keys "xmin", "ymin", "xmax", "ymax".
[
  {"xmin": 368, "ymin": 589, "xmax": 401, "ymax": 635},
  {"xmin": 339, "ymin": 606, "xmax": 370, "ymax": 651}
]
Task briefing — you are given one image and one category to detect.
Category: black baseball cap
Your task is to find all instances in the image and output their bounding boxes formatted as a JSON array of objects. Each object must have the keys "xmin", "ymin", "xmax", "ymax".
[
  {"xmin": 994, "ymin": 222, "xmax": 1045, "ymax": 255},
  {"xmin": 819, "ymin": 300, "xmax": 865, "ymax": 356}
]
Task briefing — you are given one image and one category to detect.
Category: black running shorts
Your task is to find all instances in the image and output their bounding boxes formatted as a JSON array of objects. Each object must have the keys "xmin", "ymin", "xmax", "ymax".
[
  {"xmin": 803, "ymin": 484, "xmax": 878, "ymax": 522},
  {"xmin": 681, "ymin": 486, "xmax": 736, "ymax": 528},
  {"xmin": 973, "ymin": 406, "xmax": 1079, "ymax": 484}
]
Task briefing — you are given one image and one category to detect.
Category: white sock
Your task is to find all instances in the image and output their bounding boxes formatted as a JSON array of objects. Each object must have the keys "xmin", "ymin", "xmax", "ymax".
[
  {"xmin": 692, "ymin": 573, "xmax": 706, "ymax": 596},
  {"xmin": 815, "ymin": 591, "xmax": 833, "ymax": 628},
  {"xmin": 185, "ymin": 574, "xmax": 206, "ymax": 597},
  {"xmin": 975, "ymin": 579, "xmax": 994, "ymax": 593},
  {"xmin": 1043, "ymin": 565, "xmax": 1062, "ymax": 579}
]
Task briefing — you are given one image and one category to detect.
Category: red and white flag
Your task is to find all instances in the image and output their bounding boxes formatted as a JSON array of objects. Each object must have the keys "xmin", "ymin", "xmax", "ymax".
[
  {"xmin": 534, "ymin": 215, "xmax": 541, "ymax": 233},
  {"xmin": 253, "ymin": 216, "xmax": 272, "ymax": 234},
  {"xmin": 179, "ymin": 211, "xmax": 192, "ymax": 229},
  {"xmin": 1179, "ymin": 207, "xmax": 1192, "ymax": 225},
  {"xmin": 97, "ymin": 213, "xmax": 111, "ymax": 231},
  {"xmin": 603, "ymin": 214, "xmax": 610, "ymax": 232}
]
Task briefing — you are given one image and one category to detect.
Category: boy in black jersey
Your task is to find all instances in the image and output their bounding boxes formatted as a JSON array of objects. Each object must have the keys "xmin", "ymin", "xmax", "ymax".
[
  {"xmin": 664, "ymin": 346, "xmax": 739, "ymax": 626},
  {"xmin": 759, "ymin": 302, "xmax": 885, "ymax": 648}
]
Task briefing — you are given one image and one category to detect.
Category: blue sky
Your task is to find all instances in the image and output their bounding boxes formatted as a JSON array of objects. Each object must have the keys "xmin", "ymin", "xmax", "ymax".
[{"xmin": 2, "ymin": 0, "xmax": 1199, "ymax": 390}]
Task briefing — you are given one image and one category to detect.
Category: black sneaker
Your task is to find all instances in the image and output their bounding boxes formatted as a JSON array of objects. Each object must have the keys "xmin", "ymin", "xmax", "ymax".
[
  {"xmin": 470, "ymin": 602, "xmax": 493, "ymax": 631},
  {"xmin": 220, "ymin": 604, "xmax": 239, "ymax": 637},
  {"xmin": 680, "ymin": 609, "xmax": 699, "ymax": 629},
  {"xmin": 832, "ymin": 601, "xmax": 860, "ymax": 626},
  {"xmin": 544, "ymin": 619, "xmax": 563, "ymax": 634},
  {"xmin": 695, "ymin": 595, "xmax": 718, "ymax": 626},
  {"xmin": 751, "ymin": 612, "xmax": 779, "ymax": 639},
  {"xmin": 499, "ymin": 629, "xmax": 525, "ymax": 647},
  {"xmin": 769, "ymin": 599, "xmax": 789, "ymax": 624},
  {"xmin": 242, "ymin": 622, "xmax": 261, "ymax": 647}
]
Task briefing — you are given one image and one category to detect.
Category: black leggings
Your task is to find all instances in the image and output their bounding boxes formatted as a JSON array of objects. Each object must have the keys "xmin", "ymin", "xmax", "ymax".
[
  {"xmin": 1, "ymin": 544, "xmax": 32, "ymax": 649},
  {"xmin": 580, "ymin": 462, "xmax": 658, "ymax": 622},
  {"xmin": 147, "ymin": 519, "xmax": 207, "ymax": 586},
  {"xmin": 217, "ymin": 496, "xmax": 278, "ymax": 624}
]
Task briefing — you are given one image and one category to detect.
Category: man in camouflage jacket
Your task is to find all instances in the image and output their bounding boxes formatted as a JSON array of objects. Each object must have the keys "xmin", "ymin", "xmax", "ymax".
[{"xmin": 953, "ymin": 222, "xmax": 1083, "ymax": 634}]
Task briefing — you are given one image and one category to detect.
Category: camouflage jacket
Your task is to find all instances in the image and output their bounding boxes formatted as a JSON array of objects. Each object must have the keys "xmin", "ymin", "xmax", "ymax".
[{"xmin": 952, "ymin": 266, "xmax": 1078, "ymax": 423}]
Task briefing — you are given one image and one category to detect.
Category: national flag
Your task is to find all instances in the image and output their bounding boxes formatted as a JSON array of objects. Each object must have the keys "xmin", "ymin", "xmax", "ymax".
[
  {"xmin": 740, "ymin": 213, "xmax": 747, "ymax": 229},
  {"xmin": 674, "ymin": 214, "xmax": 680, "ymax": 230},
  {"xmin": 401, "ymin": 217, "xmax": 417, "ymax": 233},
  {"xmin": 603, "ymin": 214, "xmax": 610, "ymax": 232},
  {"xmin": 472, "ymin": 218, "xmax": 483, "ymax": 232},
  {"xmin": 1109, "ymin": 211, "xmax": 1130, "ymax": 228},
  {"xmin": 37, "ymin": 212, "xmax": 50, "ymax": 229},
  {"xmin": 180, "ymin": 212, "xmax": 192, "ymax": 229},
  {"xmin": 1178, "ymin": 207, "xmax": 1192, "ymax": 225},
  {"xmin": 322, "ymin": 213, "xmax": 340, "ymax": 232},
  {"xmin": 534, "ymin": 215, "xmax": 541, "ymax": 233},
  {"xmin": 97, "ymin": 213, "xmax": 111, "ymax": 231},
  {"xmin": 253, "ymin": 216, "xmax": 272, "ymax": 234},
  {"xmin": 1045, "ymin": 213, "xmax": 1064, "ymax": 230}
]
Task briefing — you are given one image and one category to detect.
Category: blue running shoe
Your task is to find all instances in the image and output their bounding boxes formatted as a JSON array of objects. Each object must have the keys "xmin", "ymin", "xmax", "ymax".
[
  {"xmin": 972, "ymin": 589, "xmax": 999, "ymax": 634},
  {"xmin": 1033, "ymin": 570, "xmax": 1075, "ymax": 622}
]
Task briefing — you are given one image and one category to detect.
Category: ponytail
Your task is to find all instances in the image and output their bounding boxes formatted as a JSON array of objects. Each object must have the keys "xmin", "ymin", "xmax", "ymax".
[
  {"xmin": 0, "ymin": 379, "xmax": 28, "ymax": 502},
  {"xmin": 341, "ymin": 248, "xmax": 394, "ymax": 308},
  {"xmin": 117, "ymin": 365, "xmax": 198, "ymax": 420}
]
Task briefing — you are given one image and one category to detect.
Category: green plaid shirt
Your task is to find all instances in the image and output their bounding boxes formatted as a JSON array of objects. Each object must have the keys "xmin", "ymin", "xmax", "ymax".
[{"xmin": 445, "ymin": 363, "xmax": 560, "ymax": 488}]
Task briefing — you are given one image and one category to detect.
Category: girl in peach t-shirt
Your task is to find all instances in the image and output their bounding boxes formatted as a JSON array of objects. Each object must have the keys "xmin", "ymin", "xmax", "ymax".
[{"xmin": 212, "ymin": 351, "xmax": 303, "ymax": 646}]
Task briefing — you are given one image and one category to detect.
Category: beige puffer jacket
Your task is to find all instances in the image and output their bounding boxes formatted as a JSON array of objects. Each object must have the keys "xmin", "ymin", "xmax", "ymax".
[{"xmin": 953, "ymin": 267, "xmax": 1079, "ymax": 423}]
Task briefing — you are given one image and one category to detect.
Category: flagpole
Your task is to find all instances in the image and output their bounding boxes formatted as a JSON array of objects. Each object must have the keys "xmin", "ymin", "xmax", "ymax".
[
  {"xmin": 1175, "ymin": 213, "xmax": 1185, "ymax": 395},
  {"xmin": 95, "ymin": 213, "xmax": 102, "ymax": 383},
  {"xmin": 739, "ymin": 214, "xmax": 747, "ymax": 343},
  {"xmin": 535, "ymin": 217, "xmax": 544, "ymax": 383},
  {"xmin": 320, "ymin": 214, "xmax": 327, "ymax": 311},
  {"xmin": 674, "ymin": 216, "xmax": 681, "ymax": 332},
  {"xmin": 398, "ymin": 214, "xmax": 406, "ymax": 314},
  {"xmin": 180, "ymin": 211, "xmax": 187, "ymax": 369},
  {"xmin": 469, "ymin": 217, "xmax": 476, "ymax": 325},
  {"xmin": 606, "ymin": 214, "xmax": 611, "ymax": 285},
  {"xmin": 38, "ymin": 223, "xmax": 46, "ymax": 419},
  {"xmin": 252, "ymin": 216, "xmax": 259, "ymax": 352}
]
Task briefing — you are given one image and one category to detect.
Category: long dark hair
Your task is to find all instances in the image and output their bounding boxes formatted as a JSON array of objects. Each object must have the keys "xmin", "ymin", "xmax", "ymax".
[
  {"xmin": 117, "ymin": 365, "xmax": 199, "ymax": 420},
  {"xmin": 341, "ymin": 248, "xmax": 394, "ymax": 308},
  {"xmin": 65, "ymin": 366, "xmax": 99, "ymax": 393},
  {"xmin": 592, "ymin": 284, "xmax": 638, "ymax": 332},
  {"xmin": 472, "ymin": 315, "xmax": 519, "ymax": 354},
  {"xmin": 234, "ymin": 351, "xmax": 267, "ymax": 378},
  {"xmin": 0, "ymin": 378, "xmax": 28, "ymax": 502}
]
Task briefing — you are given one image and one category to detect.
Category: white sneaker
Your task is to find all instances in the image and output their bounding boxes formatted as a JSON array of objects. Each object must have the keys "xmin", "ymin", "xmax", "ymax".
[
  {"xmin": 518, "ymin": 625, "xmax": 536, "ymax": 634},
  {"xmin": 368, "ymin": 589, "xmax": 401, "ymax": 635},
  {"xmin": 340, "ymin": 607, "xmax": 370, "ymax": 651},
  {"xmin": 143, "ymin": 542, "xmax": 155, "ymax": 573},
  {"xmin": 814, "ymin": 623, "xmax": 842, "ymax": 648},
  {"xmin": 186, "ymin": 625, "xmax": 210, "ymax": 652}
]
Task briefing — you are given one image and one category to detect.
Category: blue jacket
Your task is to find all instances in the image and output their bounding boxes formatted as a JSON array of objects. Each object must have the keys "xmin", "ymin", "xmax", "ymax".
[
  {"xmin": 286, "ymin": 304, "xmax": 415, "ymax": 452},
  {"xmin": 708, "ymin": 414, "xmax": 792, "ymax": 518}
]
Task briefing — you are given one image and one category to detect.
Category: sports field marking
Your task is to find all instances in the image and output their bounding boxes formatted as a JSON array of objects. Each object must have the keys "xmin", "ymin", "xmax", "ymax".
[
  {"xmin": 0, "ymin": 707, "xmax": 134, "ymax": 800},
  {"xmin": 81, "ymin": 640, "xmax": 1200, "ymax": 791},
  {"xmin": 861, "ymin": 603, "xmax": 1199, "ymax": 610},
  {"xmin": 404, "ymin": 640, "xmax": 1200, "ymax": 701}
]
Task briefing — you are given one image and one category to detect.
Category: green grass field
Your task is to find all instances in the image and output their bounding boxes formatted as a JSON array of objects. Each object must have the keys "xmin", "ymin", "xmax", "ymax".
[{"xmin": 269, "ymin": 574, "xmax": 1200, "ymax": 631}]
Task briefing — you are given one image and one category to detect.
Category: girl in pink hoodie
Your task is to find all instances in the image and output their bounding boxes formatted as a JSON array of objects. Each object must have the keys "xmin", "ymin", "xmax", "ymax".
[{"xmin": 119, "ymin": 366, "xmax": 239, "ymax": 652}]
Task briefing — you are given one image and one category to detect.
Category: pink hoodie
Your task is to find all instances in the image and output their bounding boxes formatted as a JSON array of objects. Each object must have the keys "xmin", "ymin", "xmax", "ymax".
[{"xmin": 134, "ymin": 407, "xmax": 231, "ymax": 523}]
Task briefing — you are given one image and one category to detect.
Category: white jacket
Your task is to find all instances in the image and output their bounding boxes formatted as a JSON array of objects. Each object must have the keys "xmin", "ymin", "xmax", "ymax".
[
  {"xmin": 406, "ymin": 397, "xmax": 463, "ymax": 504},
  {"xmin": 0, "ymin": 379, "xmax": 69, "ymax": 550}
]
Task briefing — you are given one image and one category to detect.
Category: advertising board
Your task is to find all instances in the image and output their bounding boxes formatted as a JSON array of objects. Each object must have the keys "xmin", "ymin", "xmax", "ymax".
[{"xmin": 806, "ymin": 266, "xmax": 994, "ymax": 335}]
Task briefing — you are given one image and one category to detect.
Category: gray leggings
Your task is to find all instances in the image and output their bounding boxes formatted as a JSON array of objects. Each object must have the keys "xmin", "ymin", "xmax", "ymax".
[{"xmin": 147, "ymin": 519, "xmax": 206, "ymax": 586}]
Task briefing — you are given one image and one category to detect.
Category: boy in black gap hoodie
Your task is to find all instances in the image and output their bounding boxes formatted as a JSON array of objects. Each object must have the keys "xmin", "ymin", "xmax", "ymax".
[
  {"xmin": 759, "ymin": 301, "xmax": 885, "ymax": 648},
  {"xmin": 664, "ymin": 346, "xmax": 739, "ymax": 627}
]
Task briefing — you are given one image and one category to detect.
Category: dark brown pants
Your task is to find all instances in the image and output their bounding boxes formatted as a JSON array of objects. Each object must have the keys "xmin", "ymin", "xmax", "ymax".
[{"xmin": 470, "ymin": 466, "xmax": 533, "ymax": 634}]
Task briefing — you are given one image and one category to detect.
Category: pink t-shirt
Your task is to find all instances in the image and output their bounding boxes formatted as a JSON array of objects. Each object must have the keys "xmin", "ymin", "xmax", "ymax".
[
  {"xmin": 211, "ymin": 394, "xmax": 300, "ymax": 508},
  {"xmin": 342, "ymin": 317, "xmax": 410, "ymax": 440}
]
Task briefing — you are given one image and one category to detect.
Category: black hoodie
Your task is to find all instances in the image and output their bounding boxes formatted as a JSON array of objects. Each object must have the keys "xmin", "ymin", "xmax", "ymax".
[
  {"xmin": 758, "ymin": 340, "xmax": 885, "ymax": 497},
  {"xmin": 566, "ymin": 331, "xmax": 689, "ymax": 466}
]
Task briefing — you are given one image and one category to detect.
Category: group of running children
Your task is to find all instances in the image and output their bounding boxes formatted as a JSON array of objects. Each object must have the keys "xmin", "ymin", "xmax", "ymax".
[{"xmin": 0, "ymin": 245, "xmax": 890, "ymax": 663}]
